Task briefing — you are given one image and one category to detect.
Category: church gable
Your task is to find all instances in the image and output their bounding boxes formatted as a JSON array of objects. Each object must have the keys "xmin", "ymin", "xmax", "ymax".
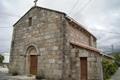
[{"xmin": 14, "ymin": 6, "xmax": 65, "ymax": 27}]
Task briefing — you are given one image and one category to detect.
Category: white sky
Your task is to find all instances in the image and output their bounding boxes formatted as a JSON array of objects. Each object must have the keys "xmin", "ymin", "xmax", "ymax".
[{"xmin": 0, "ymin": 0, "xmax": 120, "ymax": 56}]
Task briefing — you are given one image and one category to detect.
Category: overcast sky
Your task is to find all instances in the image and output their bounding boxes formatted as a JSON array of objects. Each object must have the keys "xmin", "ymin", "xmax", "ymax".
[{"xmin": 0, "ymin": 0, "xmax": 120, "ymax": 55}]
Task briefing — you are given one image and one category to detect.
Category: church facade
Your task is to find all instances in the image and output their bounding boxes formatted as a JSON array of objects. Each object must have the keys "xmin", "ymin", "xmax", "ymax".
[{"xmin": 9, "ymin": 6, "xmax": 103, "ymax": 80}]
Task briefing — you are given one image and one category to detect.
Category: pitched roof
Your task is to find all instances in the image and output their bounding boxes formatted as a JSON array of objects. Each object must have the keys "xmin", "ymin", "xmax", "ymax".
[
  {"xmin": 65, "ymin": 16, "xmax": 96, "ymax": 39},
  {"xmin": 70, "ymin": 41, "xmax": 100, "ymax": 53},
  {"xmin": 102, "ymin": 53, "xmax": 114, "ymax": 59}
]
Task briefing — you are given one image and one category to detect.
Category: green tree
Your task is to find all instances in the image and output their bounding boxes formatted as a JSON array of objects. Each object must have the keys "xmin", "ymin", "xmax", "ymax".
[
  {"xmin": 114, "ymin": 54, "xmax": 120, "ymax": 67},
  {"xmin": 102, "ymin": 60, "xmax": 118, "ymax": 80},
  {"xmin": 0, "ymin": 54, "xmax": 4, "ymax": 63}
]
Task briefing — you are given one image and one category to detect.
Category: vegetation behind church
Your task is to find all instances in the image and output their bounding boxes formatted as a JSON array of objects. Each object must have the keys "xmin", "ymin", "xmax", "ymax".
[
  {"xmin": 0, "ymin": 54, "xmax": 4, "ymax": 64},
  {"xmin": 102, "ymin": 52, "xmax": 120, "ymax": 80}
]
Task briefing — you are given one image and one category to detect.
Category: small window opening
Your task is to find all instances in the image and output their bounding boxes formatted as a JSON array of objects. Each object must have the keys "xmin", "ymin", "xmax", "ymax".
[{"xmin": 29, "ymin": 17, "xmax": 32, "ymax": 26}]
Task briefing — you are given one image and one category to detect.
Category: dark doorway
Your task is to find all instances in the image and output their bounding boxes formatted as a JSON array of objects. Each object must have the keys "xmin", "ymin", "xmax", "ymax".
[
  {"xmin": 80, "ymin": 57, "xmax": 87, "ymax": 80},
  {"xmin": 30, "ymin": 55, "xmax": 38, "ymax": 75}
]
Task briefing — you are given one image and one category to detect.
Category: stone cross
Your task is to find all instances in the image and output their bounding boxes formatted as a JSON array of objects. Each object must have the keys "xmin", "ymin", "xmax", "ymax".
[{"xmin": 34, "ymin": 0, "xmax": 38, "ymax": 6}]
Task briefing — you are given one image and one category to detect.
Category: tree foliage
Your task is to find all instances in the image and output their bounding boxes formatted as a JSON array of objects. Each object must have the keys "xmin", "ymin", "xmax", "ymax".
[
  {"xmin": 0, "ymin": 54, "xmax": 4, "ymax": 63},
  {"xmin": 114, "ymin": 54, "xmax": 120, "ymax": 67},
  {"xmin": 102, "ymin": 60, "xmax": 118, "ymax": 80}
]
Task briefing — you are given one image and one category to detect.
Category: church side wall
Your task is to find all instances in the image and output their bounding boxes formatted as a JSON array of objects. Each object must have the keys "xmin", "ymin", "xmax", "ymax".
[{"xmin": 62, "ymin": 20, "xmax": 103, "ymax": 80}]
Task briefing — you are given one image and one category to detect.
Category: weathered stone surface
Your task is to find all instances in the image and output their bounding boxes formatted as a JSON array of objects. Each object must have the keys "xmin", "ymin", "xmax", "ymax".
[{"xmin": 9, "ymin": 6, "xmax": 103, "ymax": 80}]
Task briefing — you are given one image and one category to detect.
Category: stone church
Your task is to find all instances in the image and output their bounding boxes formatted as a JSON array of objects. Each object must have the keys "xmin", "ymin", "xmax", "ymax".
[{"xmin": 9, "ymin": 6, "xmax": 103, "ymax": 80}]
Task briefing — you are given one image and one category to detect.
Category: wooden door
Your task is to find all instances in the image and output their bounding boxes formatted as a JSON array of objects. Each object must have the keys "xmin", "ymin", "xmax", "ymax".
[
  {"xmin": 80, "ymin": 57, "xmax": 87, "ymax": 80},
  {"xmin": 30, "ymin": 55, "xmax": 38, "ymax": 75}
]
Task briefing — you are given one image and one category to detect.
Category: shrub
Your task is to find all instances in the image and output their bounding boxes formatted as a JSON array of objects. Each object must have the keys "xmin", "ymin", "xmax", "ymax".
[
  {"xmin": 102, "ymin": 60, "xmax": 118, "ymax": 80},
  {"xmin": 12, "ymin": 71, "xmax": 19, "ymax": 76},
  {"xmin": 114, "ymin": 54, "xmax": 120, "ymax": 67},
  {"xmin": 36, "ymin": 74, "xmax": 45, "ymax": 80},
  {"xmin": 0, "ymin": 54, "xmax": 4, "ymax": 63}
]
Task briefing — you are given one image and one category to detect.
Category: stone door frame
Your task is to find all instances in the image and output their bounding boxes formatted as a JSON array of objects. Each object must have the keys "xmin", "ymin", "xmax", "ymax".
[{"xmin": 25, "ymin": 44, "xmax": 39, "ymax": 75}]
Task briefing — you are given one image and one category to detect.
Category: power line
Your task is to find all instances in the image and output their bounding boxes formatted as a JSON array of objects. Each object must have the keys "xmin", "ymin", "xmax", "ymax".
[
  {"xmin": 74, "ymin": 0, "xmax": 93, "ymax": 16},
  {"xmin": 0, "ymin": 27, "xmax": 12, "ymax": 28},
  {"xmin": 90, "ymin": 28, "xmax": 120, "ymax": 35},
  {"xmin": 68, "ymin": 0, "xmax": 80, "ymax": 15},
  {"xmin": 0, "ymin": 12, "xmax": 20, "ymax": 17},
  {"xmin": 0, "ymin": 26, "xmax": 120, "ymax": 35}
]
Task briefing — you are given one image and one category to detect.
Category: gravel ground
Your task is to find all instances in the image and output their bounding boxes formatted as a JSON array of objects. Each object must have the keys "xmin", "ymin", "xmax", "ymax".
[
  {"xmin": 0, "ymin": 67, "xmax": 9, "ymax": 80},
  {"xmin": 1, "ymin": 67, "xmax": 119, "ymax": 80},
  {"xmin": 0, "ymin": 67, "xmax": 35, "ymax": 80}
]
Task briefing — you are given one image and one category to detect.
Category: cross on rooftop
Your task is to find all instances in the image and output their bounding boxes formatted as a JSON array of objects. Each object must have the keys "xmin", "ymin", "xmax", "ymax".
[{"xmin": 34, "ymin": 0, "xmax": 38, "ymax": 6}]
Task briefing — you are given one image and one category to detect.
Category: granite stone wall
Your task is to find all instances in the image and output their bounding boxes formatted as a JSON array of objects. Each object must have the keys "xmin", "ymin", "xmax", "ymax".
[
  {"xmin": 9, "ymin": 7, "xmax": 66, "ymax": 80},
  {"xmin": 9, "ymin": 6, "xmax": 103, "ymax": 80},
  {"xmin": 60, "ymin": 20, "xmax": 103, "ymax": 80}
]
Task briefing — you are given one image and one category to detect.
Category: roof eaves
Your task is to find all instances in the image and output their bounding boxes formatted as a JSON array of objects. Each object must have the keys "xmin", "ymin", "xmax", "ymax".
[
  {"xmin": 102, "ymin": 53, "xmax": 114, "ymax": 59},
  {"xmin": 36, "ymin": 6, "xmax": 66, "ymax": 15},
  {"xmin": 70, "ymin": 41, "xmax": 101, "ymax": 53},
  {"xmin": 65, "ymin": 16, "xmax": 97, "ymax": 40}
]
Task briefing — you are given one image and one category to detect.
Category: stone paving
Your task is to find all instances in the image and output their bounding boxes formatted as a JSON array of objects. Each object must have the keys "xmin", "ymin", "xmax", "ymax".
[
  {"xmin": 0, "ymin": 72, "xmax": 9, "ymax": 80},
  {"xmin": 111, "ymin": 68, "xmax": 120, "ymax": 80},
  {"xmin": 0, "ymin": 67, "xmax": 9, "ymax": 80}
]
